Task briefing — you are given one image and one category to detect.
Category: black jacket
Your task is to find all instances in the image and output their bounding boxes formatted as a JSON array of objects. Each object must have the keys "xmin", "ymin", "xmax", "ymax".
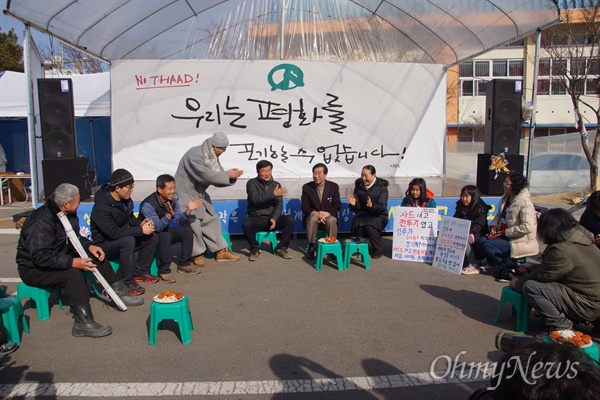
[
  {"xmin": 16, "ymin": 198, "xmax": 91, "ymax": 274},
  {"xmin": 349, "ymin": 177, "xmax": 389, "ymax": 231},
  {"xmin": 453, "ymin": 199, "xmax": 491, "ymax": 241},
  {"xmin": 246, "ymin": 177, "xmax": 283, "ymax": 220},
  {"xmin": 90, "ymin": 184, "xmax": 143, "ymax": 245}
]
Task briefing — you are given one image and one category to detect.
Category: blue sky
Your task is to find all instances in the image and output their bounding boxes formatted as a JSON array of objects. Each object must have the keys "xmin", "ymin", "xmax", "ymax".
[{"xmin": 1, "ymin": 9, "xmax": 49, "ymax": 46}]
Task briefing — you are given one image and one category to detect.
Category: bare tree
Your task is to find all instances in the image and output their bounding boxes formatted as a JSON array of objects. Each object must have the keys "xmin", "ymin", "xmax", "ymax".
[
  {"xmin": 542, "ymin": 1, "xmax": 600, "ymax": 191},
  {"xmin": 39, "ymin": 38, "xmax": 107, "ymax": 75}
]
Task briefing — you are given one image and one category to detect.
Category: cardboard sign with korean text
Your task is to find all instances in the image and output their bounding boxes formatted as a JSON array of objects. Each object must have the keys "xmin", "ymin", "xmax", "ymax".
[
  {"xmin": 432, "ymin": 216, "xmax": 471, "ymax": 275},
  {"xmin": 392, "ymin": 206, "xmax": 438, "ymax": 262}
]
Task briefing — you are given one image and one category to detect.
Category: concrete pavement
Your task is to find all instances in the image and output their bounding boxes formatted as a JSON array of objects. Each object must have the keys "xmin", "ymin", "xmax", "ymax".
[{"xmin": 0, "ymin": 200, "xmax": 591, "ymax": 399}]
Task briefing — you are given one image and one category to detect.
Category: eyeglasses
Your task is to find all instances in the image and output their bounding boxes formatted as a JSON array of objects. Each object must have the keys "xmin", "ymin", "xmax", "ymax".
[{"xmin": 123, "ymin": 184, "xmax": 134, "ymax": 190}]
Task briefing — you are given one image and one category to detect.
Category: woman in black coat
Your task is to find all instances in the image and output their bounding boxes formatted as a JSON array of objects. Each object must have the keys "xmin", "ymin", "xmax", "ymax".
[{"xmin": 346, "ymin": 165, "xmax": 389, "ymax": 258}]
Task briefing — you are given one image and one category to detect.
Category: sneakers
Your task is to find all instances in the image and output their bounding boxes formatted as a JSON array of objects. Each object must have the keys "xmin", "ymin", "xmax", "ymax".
[
  {"xmin": 126, "ymin": 282, "xmax": 145, "ymax": 296},
  {"xmin": 461, "ymin": 265, "xmax": 480, "ymax": 275},
  {"xmin": 276, "ymin": 248, "xmax": 292, "ymax": 259},
  {"xmin": 216, "ymin": 248, "xmax": 240, "ymax": 262},
  {"xmin": 495, "ymin": 278, "xmax": 510, "ymax": 283},
  {"xmin": 159, "ymin": 273, "xmax": 176, "ymax": 283},
  {"xmin": 249, "ymin": 250, "xmax": 261, "ymax": 261},
  {"xmin": 193, "ymin": 255, "xmax": 205, "ymax": 267},
  {"xmin": 134, "ymin": 272, "xmax": 159, "ymax": 284},
  {"xmin": 177, "ymin": 264, "xmax": 201, "ymax": 274},
  {"xmin": 372, "ymin": 252, "xmax": 383, "ymax": 259}
]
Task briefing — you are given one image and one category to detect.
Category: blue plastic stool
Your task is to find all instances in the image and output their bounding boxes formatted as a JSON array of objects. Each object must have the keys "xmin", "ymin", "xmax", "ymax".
[
  {"xmin": 16, "ymin": 283, "xmax": 64, "ymax": 321},
  {"xmin": 0, "ymin": 297, "xmax": 30, "ymax": 345},
  {"xmin": 255, "ymin": 231, "xmax": 278, "ymax": 254},
  {"xmin": 315, "ymin": 241, "xmax": 343, "ymax": 271},
  {"xmin": 494, "ymin": 286, "xmax": 531, "ymax": 333},
  {"xmin": 148, "ymin": 296, "xmax": 194, "ymax": 346},
  {"xmin": 343, "ymin": 240, "xmax": 370, "ymax": 270}
]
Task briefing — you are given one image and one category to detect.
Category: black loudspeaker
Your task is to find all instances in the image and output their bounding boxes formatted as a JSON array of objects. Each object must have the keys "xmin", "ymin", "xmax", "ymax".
[
  {"xmin": 476, "ymin": 153, "xmax": 525, "ymax": 195},
  {"xmin": 38, "ymin": 78, "xmax": 76, "ymax": 160},
  {"xmin": 42, "ymin": 157, "xmax": 91, "ymax": 200},
  {"xmin": 484, "ymin": 79, "xmax": 522, "ymax": 155}
]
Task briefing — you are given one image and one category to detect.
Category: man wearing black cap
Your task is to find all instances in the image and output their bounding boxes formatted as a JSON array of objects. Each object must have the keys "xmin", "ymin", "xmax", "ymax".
[
  {"xmin": 174, "ymin": 132, "xmax": 244, "ymax": 265},
  {"xmin": 90, "ymin": 169, "xmax": 159, "ymax": 295}
]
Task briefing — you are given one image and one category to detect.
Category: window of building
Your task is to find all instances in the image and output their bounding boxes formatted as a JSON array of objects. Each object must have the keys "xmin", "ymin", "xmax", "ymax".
[
  {"xmin": 459, "ymin": 60, "xmax": 523, "ymax": 96},
  {"xmin": 509, "ymin": 60, "xmax": 524, "ymax": 76},
  {"xmin": 474, "ymin": 61, "xmax": 489, "ymax": 77},
  {"xmin": 537, "ymin": 58, "xmax": 599, "ymax": 96},
  {"xmin": 458, "ymin": 126, "xmax": 485, "ymax": 142}
]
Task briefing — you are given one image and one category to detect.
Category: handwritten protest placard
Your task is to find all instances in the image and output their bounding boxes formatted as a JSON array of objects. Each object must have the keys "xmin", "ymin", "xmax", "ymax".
[
  {"xmin": 432, "ymin": 216, "xmax": 471, "ymax": 275},
  {"xmin": 392, "ymin": 206, "xmax": 438, "ymax": 262}
]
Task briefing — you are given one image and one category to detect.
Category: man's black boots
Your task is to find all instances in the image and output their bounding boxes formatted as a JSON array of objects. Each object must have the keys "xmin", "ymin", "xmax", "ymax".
[
  {"xmin": 71, "ymin": 304, "xmax": 112, "ymax": 338},
  {"xmin": 110, "ymin": 280, "xmax": 144, "ymax": 307}
]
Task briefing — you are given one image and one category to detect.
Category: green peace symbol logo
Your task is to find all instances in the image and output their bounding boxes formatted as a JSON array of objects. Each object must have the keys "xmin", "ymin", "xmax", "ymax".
[{"xmin": 267, "ymin": 64, "xmax": 305, "ymax": 91}]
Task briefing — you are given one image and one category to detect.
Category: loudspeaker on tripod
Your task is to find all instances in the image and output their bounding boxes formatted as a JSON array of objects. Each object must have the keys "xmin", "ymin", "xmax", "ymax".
[
  {"xmin": 476, "ymin": 153, "xmax": 525, "ymax": 196},
  {"xmin": 42, "ymin": 157, "xmax": 91, "ymax": 201},
  {"xmin": 38, "ymin": 78, "xmax": 77, "ymax": 160},
  {"xmin": 484, "ymin": 79, "xmax": 522, "ymax": 155}
]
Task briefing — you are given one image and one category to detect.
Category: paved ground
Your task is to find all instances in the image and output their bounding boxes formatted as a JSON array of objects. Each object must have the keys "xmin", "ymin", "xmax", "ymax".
[{"xmin": 0, "ymin": 201, "xmax": 590, "ymax": 399}]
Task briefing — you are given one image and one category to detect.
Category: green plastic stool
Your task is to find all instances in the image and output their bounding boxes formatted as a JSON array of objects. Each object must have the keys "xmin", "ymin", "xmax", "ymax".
[
  {"xmin": 494, "ymin": 286, "xmax": 531, "ymax": 333},
  {"xmin": 306, "ymin": 230, "xmax": 328, "ymax": 251},
  {"xmin": 315, "ymin": 241, "xmax": 343, "ymax": 271},
  {"xmin": 255, "ymin": 231, "xmax": 277, "ymax": 254},
  {"xmin": 0, "ymin": 297, "xmax": 30, "ymax": 345},
  {"xmin": 343, "ymin": 240, "xmax": 370, "ymax": 270},
  {"xmin": 148, "ymin": 296, "xmax": 194, "ymax": 346},
  {"xmin": 109, "ymin": 250, "xmax": 160, "ymax": 275},
  {"xmin": 16, "ymin": 283, "xmax": 64, "ymax": 321}
]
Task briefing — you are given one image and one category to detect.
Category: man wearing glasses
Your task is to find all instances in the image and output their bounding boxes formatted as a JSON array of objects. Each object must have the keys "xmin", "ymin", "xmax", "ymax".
[
  {"xmin": 91, "ymin": 169, "xmax": 159, "ymax": 296},
  {"xmin": 174, "ymin": 132, "xmax": 244, "ymax": 265},
  {"xmin": 301, "ymin": 163, "xmax": 342, "ymax": 260}
]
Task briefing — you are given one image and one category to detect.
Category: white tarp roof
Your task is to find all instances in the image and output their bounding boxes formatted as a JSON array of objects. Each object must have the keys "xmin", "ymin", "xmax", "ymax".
[
  {"xmin": 0, "ymin": 71, "xmax": 110, "ymax": 117},
  {"xmin": 4, "ymin": 0, "xmax": 561, "ymax": 66}
]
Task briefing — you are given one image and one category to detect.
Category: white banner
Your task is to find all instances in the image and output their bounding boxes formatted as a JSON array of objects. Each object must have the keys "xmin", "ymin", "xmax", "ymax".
[
  {"xmin": 392, "ymin": 206, "xmax": 438, "ymax": 263},
  {"xmin": 111, "ymin": 60, "xmax": 446, "ymax": 180}
]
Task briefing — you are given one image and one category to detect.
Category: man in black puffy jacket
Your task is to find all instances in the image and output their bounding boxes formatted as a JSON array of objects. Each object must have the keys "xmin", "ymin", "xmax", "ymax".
[
  {"xmin": 17, "ymin": 183, "xmax": 142, "ymax": 338},
  {"xmin": 90, "ymin": 169, "xmax": 158, "ymax": 296}
]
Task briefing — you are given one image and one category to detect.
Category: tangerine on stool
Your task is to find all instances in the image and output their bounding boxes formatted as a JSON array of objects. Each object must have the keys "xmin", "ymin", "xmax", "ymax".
[
  {"xmin": 16, "ymin": 283, "xmax": 64, "ymax": 321},
  {"xmin": 0, "ymin": 297, "xmax": 30, "ymax": 345},
  {"xmin": 255, "ymin": 231, "xmax": 278, "ymax": 254},
  {"xmin": 148, "ymin": 296, "xmax": 194, "ymax": 346},
  {"xmin": 343, "ymin": 240, "xmax": 370, "ymax": 270},
  {"xmin": 494, "ymin": 286, "xmax": 531, "ymax": 333},
  {"xmin": 315, "ymin": 241, "xmax": 343, "ymax": 271}
]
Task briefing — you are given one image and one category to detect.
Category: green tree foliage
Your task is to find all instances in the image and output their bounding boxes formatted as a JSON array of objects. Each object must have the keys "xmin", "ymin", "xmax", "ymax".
[{"xmin": 0, "ymin": 27, "xmax": 24, "ymax": 72}]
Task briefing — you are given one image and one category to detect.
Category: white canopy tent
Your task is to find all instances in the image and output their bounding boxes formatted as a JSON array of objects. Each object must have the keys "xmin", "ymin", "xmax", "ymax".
[
  {"xmin": 0, "ymin": 71, "xmax": 110, "ymax": 118},
  {"xmin": 3, "ymin": 0, "xmax": 562, "ymax": 203}
]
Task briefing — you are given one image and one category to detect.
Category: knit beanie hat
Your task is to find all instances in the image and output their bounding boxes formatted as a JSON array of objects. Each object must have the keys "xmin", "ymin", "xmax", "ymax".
[
  {"xmin": 210, "ymin": 132, "xmax": 229, "ymax": 147},
  {"xmin": 110, "ymin": 168, "xmax": 134, "ymax": 189}
]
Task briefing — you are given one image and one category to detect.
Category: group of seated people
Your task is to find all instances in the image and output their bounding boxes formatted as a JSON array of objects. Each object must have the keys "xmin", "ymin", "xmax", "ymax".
[
  {"xmin": 453, "ymin": 170, "xmax": 600, "ymax": 341},
  {"xmin": 10, "ymin": 128, "xmax": 600, "ymax": 343}
]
